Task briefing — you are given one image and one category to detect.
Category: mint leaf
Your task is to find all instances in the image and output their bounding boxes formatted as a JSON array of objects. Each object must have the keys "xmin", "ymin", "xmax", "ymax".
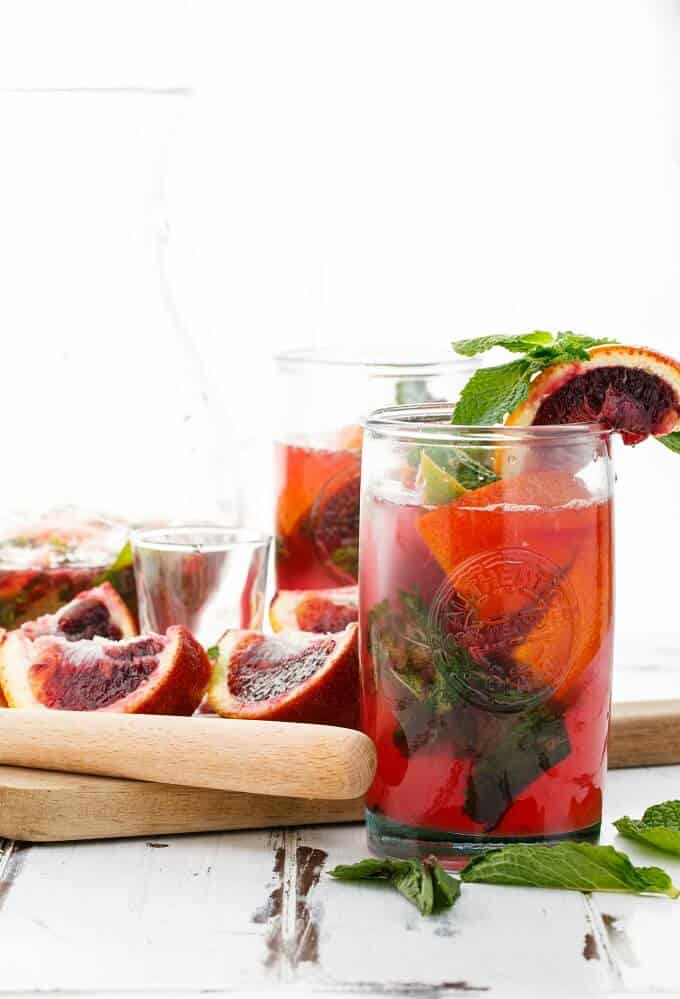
[
  {"xmin": 395, "ymin": 380, "xmax": 437, "ymax": 406},
  {"xmin": 452, "ymin": 358, "xmax": 539, "ymax": 425},
  {"xmin": 551, "ymin": 332, "xmax": 615, "ymax": 355},
  {"xmin": 465, "ymin": 708, "xmax": 570, "ymax": 830},
  {"xmin": 453, "ymin": 331, "xmax": 554, "ymax": 357},
  {"xmin": 614, "ymin": 800, "xmax": 680, "ymax": 856},
  {"xmin": 329, "ymin": 856, "xmax": 460, "ymax": 915},
  {"xmin": 658, "ymin": 432, "xmax": 680, "ymax": 454},
  {"xmin": 461, "ymin": 842, "xmax": 679, "ymax": 897},
  {"xmin": 330, "ymin": 544, "xmax": 359, "ymax": 577},
  {"xmin": 206, "ymin": 645, "xmax": 219, "ymax": 662}
]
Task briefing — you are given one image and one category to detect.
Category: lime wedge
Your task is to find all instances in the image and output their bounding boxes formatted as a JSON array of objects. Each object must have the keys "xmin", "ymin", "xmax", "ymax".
[{"xmin": 419, "ymin": 452, "xmax": 466, "ymax": 505}]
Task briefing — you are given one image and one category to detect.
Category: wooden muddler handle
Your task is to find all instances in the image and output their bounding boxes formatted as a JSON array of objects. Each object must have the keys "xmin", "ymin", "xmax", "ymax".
[{"xmin": 0, "ymin": 711, "xmax": 377, "ymax": 800}]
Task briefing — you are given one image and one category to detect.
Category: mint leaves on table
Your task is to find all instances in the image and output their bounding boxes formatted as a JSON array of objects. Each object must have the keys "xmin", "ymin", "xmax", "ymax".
[
  {"xmin": 461, "ymin": 842, "xmax": 679, "ymax": 898},
  {"xmin": 450, "ymin": 331, "xmax": 616, "ymax": 425},
  {"xmin": 329, "ymin": 856, "xmax": 460, "ymax": 915},
  {"xmin": 614, "ymin": 801, "xmax": 680, "ymax": 856}
]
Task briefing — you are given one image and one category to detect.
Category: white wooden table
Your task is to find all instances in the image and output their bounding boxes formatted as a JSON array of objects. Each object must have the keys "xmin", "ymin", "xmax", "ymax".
[{"xmin": 0, "ymin": 640, "xmax": 677, "ymax": 999}]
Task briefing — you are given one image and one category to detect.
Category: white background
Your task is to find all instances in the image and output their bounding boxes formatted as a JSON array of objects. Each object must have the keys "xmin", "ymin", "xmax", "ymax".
[{"xmin": 0, "ymin": 0, "xmax": 677, "ymax": 649}]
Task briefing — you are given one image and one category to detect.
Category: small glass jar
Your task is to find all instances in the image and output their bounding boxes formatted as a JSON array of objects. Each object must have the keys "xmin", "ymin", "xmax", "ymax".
[
  {"xmin": 359, "ymin": 405, "xmax": 614, "ymax": 864},
  {"xmin": 273, "ymin": 349, "xmax": 480, "ymax": 591},
  {"xmin": 0, "ymin": 508, "xmax": 134, "ymax": 630}
]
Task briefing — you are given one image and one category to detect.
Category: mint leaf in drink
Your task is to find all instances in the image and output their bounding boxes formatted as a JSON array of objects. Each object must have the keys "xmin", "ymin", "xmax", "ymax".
[
  {"xmin": 329, "ymin": 856, "xmax": 460, "ymax": 915},
  {"xmin": 461, "ymin": 842, "xmax": 679, "ymax": 897},
  {"xmin": 450, "ymin": 331, "xmax": 618, "ymax": 425},
  {"xmin": 658, "ymin": 432, "xmax": 680, "ymax": 454},
  {"xmin": 614, "ymin": 801, "xmax": 680, "ymax": 856},
  {"xmin": 395, "ymin": 380, "xmax": 437, "ymax": 406},
  {"xmin": 330, "ymin": 544, "xmax": 359, "ymax": 577},
  {"xmin": 464, "ymin": 707, "xmax": 570, "ymax": 830}
]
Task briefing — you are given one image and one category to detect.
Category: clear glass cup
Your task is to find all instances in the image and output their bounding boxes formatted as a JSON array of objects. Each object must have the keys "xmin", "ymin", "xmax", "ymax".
[
  {"xmin": 131, "ymin": 527, "xmax": 271, "ymax": 647},
  {"xmin": 273, "ymin": 348, "xmax": 481, "ymax": 591},
  {"xmin": 359, "ymin": 405, "xmax": 614, "ymax": 865}
]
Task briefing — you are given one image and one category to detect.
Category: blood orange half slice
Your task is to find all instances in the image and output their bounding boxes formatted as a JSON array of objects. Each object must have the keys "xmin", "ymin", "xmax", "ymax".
[
  {"xmin": 418, "ymin": 469, "xmax": 592, "ymax": 585},
  {"xmin": 269, "ymin": 586, "xmax": 358, "ymax": 633},
  {"xmin": 207, "ymin": 624, "xmax": 359, "ymax": 728},
  {"xmin": 506, "ymin": 345, "xmax": 680, "ymax": 443},
  {"xmin": 23, "ymin": 582, "xmax": 137, "ymax": 642},
  {"xmin": 0, "ymin": 625, "xmax": 210, "ymax": 714}
]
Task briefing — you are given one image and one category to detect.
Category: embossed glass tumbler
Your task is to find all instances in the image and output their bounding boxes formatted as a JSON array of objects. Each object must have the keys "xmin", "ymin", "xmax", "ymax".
[{"xmin": 359, "ymin": 405, "xmax": 614, "ymax": 863}]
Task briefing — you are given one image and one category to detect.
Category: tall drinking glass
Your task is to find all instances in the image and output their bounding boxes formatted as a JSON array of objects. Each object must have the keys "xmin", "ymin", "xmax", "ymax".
[
  {"xmin": 359, "ymin": 405, "xmax": 614, "ymax": 864},
  {"xmin": 273, "ymin": 349, "xmax": 480, "ymax": 591}
]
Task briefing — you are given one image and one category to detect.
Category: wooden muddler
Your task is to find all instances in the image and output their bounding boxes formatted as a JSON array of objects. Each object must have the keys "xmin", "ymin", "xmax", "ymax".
[{"xmin": 0, "ymin": 710, "xmax": 377, "ymax": 800}]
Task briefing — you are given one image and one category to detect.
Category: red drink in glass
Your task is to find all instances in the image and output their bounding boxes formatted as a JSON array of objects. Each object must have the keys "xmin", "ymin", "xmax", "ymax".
[
  {"xmin": 275, "ymin": 433, "xmax": 362, "ymax": 590},
  {"xmin": 0, "ymin": 511, "xmax": 135, "ymax": 631},
  {"xmin": 273, "ymin": 349, "xmax": 482, "ymax": 594},
  {"xmin": 359, "ymin": 406, "xmax": 614, "ymax": 862}
]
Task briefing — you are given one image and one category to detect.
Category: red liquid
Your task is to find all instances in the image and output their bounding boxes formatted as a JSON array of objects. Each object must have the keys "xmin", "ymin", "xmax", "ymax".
[
  {"xmin": 274, "ymin": 440, "xmax": 361, "ymax": 590},
  {"xmin": 359, "ymin": 471, "xmax": 613, "ymax": 843}
]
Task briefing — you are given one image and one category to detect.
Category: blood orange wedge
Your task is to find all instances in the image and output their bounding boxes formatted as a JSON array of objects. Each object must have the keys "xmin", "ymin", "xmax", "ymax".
[
  {"xmin": 0, "ymin": 625, "xmax": 210, "ymax": 714},
  {"xmin": 207, "ymin": 624, "xmax": 360, "ymax": 728},
  {"xmin": 506, "ymin": 345, "xmax": 680, "ymax": 444},
  {"xmin": 270, "ymin": 586, "xmax": 358, "ymax": 633},
  {"xmin": 511, "ymin": 497, "xmax": 613, "ymax": 703},
  {"xmin": 418, "ymin": 469, "xmax": 592, "ymax": 615},
  {"xmin": 18, "ymin": 582, "xmax": 136, "ymax": 643}
]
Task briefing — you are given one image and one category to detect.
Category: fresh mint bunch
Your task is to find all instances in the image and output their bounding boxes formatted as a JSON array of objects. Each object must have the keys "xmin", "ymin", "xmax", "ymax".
[{"xmin": 451, "ymin": 331, "xmax": 616, "ymax": 425}]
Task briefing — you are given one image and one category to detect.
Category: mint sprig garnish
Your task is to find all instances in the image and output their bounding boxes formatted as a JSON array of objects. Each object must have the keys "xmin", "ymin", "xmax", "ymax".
[
  {"xmin": 614, "ymin": 800, "xmax": 680, "ymax": 856},
  {"xmin": 461, "ymin": 842, "xmax": 679, "ymax": 897},
  {"xmin": 329, "ymin": 856, "xmax": 460, "ymax": 915},
  {"xmin": 451, "ymin": 331, "xmax": 616, "ymax": 425}
]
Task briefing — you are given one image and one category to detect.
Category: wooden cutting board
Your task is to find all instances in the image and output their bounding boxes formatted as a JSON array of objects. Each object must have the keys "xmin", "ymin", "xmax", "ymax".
[{"xmin": 1, "ymin": 699, "xmax": 678, "ymax": 842}]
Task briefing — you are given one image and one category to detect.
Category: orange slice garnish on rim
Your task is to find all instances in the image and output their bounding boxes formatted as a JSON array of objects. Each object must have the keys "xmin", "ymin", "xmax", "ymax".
[{"xmin": 505, "ymin": 344, "xmax": 680, "ymax": 440}]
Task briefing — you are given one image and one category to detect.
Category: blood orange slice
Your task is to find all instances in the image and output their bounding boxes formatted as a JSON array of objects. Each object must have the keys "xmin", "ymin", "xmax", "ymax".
[
  {"xmin": 418, "ymin": 470, "xmax": 592, "ymax": 587},
  {"xmin": 207, "ymin": 624, "xmax": 359, "ymax": 728},
  {"xmin": 269, "ymin": 586, "xmax": 358, "ymax": 633},
  {"xmin": 0, "ymin": 625, "xmax": 210, "ymax": 714},
  {"xmin": 19, "ymin": 582, "xmax": 137, "ymax": 643},
  {"xmin": 506, "ymin": 345, "xmax": 680, "ymax": 444}
]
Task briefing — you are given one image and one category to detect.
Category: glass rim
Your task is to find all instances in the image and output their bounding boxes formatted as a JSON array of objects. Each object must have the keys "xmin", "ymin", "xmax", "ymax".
[
  {"xmin": 364, "ymin": 403, "xmax": 614, "ymax": 444},
  {"xmin": 273, "ymin": 345, "xmax": 482, "ymax": 376},
  {"xmin": 130, "ymin": 525, "xmax": 271, "ymax": 553}
]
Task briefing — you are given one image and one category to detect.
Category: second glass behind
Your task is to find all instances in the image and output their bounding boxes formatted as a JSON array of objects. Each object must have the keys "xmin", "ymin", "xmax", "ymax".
[{"xmin": 273, "ymin": 349, "xmax": 481, "ymax": 591}]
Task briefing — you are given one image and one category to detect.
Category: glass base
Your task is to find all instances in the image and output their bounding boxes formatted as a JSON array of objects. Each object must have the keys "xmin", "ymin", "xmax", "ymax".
[{"xmin": 366, "ymin": 809, "xmax": 601, "ymax": 870}]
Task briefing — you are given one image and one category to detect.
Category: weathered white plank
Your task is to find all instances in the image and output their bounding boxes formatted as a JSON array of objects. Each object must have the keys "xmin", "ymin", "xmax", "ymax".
[
  {"xmin": 290, "ymin": 823, "xmax": 612, "ymax": 996},
  {"xmin": 0, "ymin": 830, "xmax": 284, "ymax": 992}
]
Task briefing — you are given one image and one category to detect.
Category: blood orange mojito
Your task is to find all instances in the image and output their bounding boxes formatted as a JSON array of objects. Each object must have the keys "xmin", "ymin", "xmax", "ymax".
[{"xmin": 359, "ymin": 409, "xmax": 614, "ymax": 861}]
